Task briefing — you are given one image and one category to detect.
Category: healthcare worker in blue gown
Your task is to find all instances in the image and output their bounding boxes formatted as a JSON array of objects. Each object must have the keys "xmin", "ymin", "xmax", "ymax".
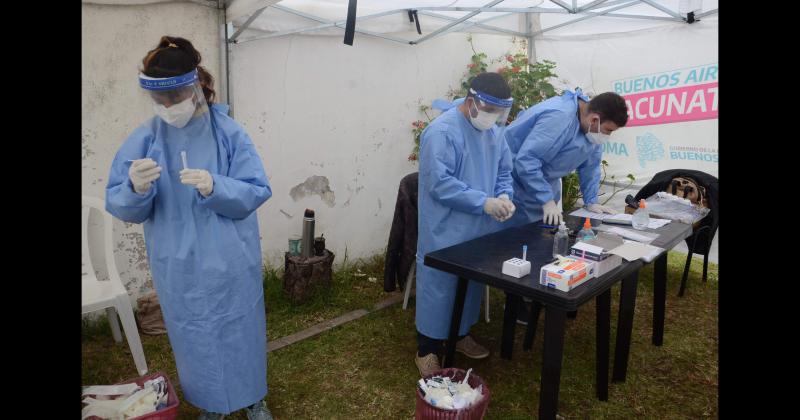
[
  {"xmin": 105, "ymin": 36, "xmax": 274, "ymax": 420},
  {"xmin": 502, "ymin": 88, "xmax": 629, "ymax": 323},
  {"xmin": 414, "ymin": 72, "xmax": 517, "ymax": 377},
  {"xmin": 504, "ymin": 88, "xmax": 630, "ymax": 228}
]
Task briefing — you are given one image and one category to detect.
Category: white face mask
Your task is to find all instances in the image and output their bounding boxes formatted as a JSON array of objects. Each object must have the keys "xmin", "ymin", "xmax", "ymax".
[
  {"xmin": 468, "ymin": 99, "xmax": 500, "ymax": 131},
  {"xmin": 153, "ymin": 96, "xmax": 196, "ymax": 128},
  {"xmin": 585, "ymin": 117, "xmax": 611, "ymax": 144}
]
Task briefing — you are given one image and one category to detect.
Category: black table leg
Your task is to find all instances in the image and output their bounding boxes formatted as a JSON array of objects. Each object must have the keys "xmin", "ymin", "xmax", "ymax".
[
  {"xmin": 501, "ymin": 292, "xmax": 520, "ymax": 360},
  {"xmin": 596, "ymin": 289, "xmax": 611, "ymax": 401},
  {"xmin": 443, "ymin": 276, "xmax": 468, "ymax": 368},
  {"xmin": 653, "ymin": 253, "xmax": 667, "ymax": 346},
  {"xmin": 523, "ymin": 301, "xmax": 543, "ymax": 351},
  {"xmin": 539, "ymin": 307, "xmax": 567, "ymax": 420},
  {"xmin": 613, "ymin": 269, "xmax": 640, "ymax": 383}
]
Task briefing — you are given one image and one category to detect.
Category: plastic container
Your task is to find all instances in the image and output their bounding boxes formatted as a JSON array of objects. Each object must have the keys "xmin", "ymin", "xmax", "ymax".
[
  {"xmin": 84, "ymin": 371, "xmax": 179, "ymax": 420},
  {"xmin": 552, "ymin": 221, "xmax": 569, "ymax": 258},
  {"xmin": 288, "ymin": 234, "xmax": 302, "ymax": 256},
  {"xmin": 632, "ymin": 199, "xmax": 650, "ymax": 230},
  {"xmin": 576, "ymin": 217, "xmax": 596, "ymax": 243},
  {"xmin": 416, "ymin": 368, "xmax": 491, "ymax": 420}
]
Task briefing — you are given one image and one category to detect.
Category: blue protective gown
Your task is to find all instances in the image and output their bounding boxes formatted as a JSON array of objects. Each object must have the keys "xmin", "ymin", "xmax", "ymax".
[
  {"xmin": 503, "ymin": 89, "xmax": 603, "ymax": 226},
  {"xmin": 416, "ymin": 105, "xmax": 514, "ymax": 339},
  {"xmin": 105, "ymin": 104, "xmax": 271, "ymax": 414}
]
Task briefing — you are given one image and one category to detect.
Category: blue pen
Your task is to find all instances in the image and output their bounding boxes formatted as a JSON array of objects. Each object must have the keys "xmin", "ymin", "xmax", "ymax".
[
  {"xmin": 522, "ymin": 245, "xmax": 527, "ymax": 261},
  {"xmin": 539, "ymin": 224, "xmax": 557, "ymax": 229}
]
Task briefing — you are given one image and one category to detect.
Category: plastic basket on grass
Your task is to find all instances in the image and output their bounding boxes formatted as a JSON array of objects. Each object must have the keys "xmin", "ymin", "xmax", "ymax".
[
  {"xmin": 415, "ymin": 367, "xmax": 490, "ymax": 420},
  {"xmin": 82, "ymin": 371, "xmax": 179, "ymax": 420}
]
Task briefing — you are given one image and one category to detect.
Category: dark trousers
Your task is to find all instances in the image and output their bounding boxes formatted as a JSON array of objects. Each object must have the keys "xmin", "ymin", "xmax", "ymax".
[{"xmin": 417, "ymin": 331, "xmax": 465, "ymax": 357}]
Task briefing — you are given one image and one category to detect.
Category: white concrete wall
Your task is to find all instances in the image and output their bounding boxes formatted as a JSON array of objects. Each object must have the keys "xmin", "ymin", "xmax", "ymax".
[
  {"xmin": 230, "ymin": 32, "xmax": 519, "ymax": 267},
  {"xmin": 83, "ymin": 2, "xmax": 526, "ymax": 302},
  {"xmin": 82, "ymin": 2, "xmax": 221, "ymax": 303}
]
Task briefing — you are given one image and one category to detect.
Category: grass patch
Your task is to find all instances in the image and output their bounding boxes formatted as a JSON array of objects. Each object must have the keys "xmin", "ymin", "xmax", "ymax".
[
  {"xmin": 264, "ymin": 253, "xmax": 388, "ymax": 339},
  {"xmin": 83, "ymin": 251, "xmax": 717, "ymax": 419}
]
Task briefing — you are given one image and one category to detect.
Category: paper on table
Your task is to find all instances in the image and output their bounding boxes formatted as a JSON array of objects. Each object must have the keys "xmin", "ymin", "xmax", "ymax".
[
  {"xmin": 602, "ymin": 213, "xmax": 633, "ymax": 224},
  {"xmin": 608, "ymin": 214, "xmax": 671, "ymax": 229},
  {"xmin": 607, "ymin": 241, "xmax": 655, "ymax": 261},
  {"xmin": 571, "ymin": 208, "xmax": 672, "ymax": 229},
  {"xmin": 587, "ymin": 232, "xmax": 625, "ymax": 250},
  {"xmin": 569, "ymin": 208, "xmax": 610, "ymax": 220},
  {"xmin": 595, "ymin": 225, "xmax": 659, "ymax": 243},
  {"xmin": 622, "ymin": 239, "xmax": 665, "ymax": 263},
  {"xmin": 570, "ymin": 208, "xmax": 669, "ymax": 227},
  {"xmin": 647, "ymin": 218, "xmax": 672, "ymax": 229}
]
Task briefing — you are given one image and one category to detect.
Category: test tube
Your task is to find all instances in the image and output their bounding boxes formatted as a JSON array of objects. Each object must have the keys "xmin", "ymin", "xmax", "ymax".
[
  {"xmin": 180, "ymin": 151, "xmax": 188, "ymax": 170},
  {"xmin": 522, "ymin": 245, "xmax": 527, "ymax": 261}
]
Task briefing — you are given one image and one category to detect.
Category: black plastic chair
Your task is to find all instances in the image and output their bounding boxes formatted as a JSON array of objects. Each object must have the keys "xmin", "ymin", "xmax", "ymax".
[
  {"xmin": 631, "ymin": 169, "xmax": 718, "ymax": 297},
  {"xmin": 678, "ymin": 224, "xmax": 716, "ymax": 297}
]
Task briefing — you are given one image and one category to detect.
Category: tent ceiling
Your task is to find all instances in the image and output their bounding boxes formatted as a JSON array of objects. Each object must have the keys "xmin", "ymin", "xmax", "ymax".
[{"xmin": 225, "ymin": 0, "xmax": 717, "ymax": 44}]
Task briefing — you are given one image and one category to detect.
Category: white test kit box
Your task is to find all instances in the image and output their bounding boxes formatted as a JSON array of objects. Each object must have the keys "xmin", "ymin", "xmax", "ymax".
[
  {"xmin": 539, "ymin": 257, "xmax": 596, "ymax": 292},
  {"xmin": 502, "ymin": 258, "xmax": 531, "ymax": 278}
]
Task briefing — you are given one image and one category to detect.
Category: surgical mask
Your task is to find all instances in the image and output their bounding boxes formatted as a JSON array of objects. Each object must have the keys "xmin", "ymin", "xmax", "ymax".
[
  {"xmin": 468, "ymin": 99, "xmax": 500, "ymax": 131},
  {"xmin": 153, "ymin": 96, "xmax": 196, "ymax": 128},
  {"xmin": 585, "ymin": 118, "xmax": 610, "ymax": 144}
]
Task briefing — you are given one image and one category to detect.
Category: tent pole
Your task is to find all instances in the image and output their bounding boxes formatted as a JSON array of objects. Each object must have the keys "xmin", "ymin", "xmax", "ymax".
[
  {"xmin": 218, "ymin": 1, "xmax": 233, "ymax": 116},
  {"xmin": 418, "ymin": 11, "xmax": 527, "ymax": 37},
  {"xmin": 411, "ymin": 0, "xmax": 506, "ymax": 45},
  {"xmin": 525, "ymin": 12, "xmax": 537, "ymax": 65},
  {"xmin": 531, "ymin": 0, "xmax": 639, "ymax": 36}
]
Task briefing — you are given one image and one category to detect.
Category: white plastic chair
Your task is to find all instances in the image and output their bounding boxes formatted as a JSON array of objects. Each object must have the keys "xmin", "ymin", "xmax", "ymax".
[
  {"xmin": 403, "ymin": 259, "xmax": 491, "ymax": 323},
  {"xmin": 82, "ymin": 195, "xmax": 148, "ymax": 376}
]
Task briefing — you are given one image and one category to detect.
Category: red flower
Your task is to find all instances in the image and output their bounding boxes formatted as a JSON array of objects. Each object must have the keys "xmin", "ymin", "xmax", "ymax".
[
  {"xmin": 467, "ymin": 63, "xmax": 476, "ymax": 69},
  {"xmin": 512, "ymin": 66, "xmax": 521, "ymax": 73},
  {"xmin": 408, "ymin": 154, "xmax": 418, "ymax": 161},
  {"xmin": 507, "ymin": 55, "xmax": 514, "ymax": 62}
]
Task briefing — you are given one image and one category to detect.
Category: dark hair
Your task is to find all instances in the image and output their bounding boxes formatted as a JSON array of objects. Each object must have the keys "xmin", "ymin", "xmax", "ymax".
[
  {"xmin": 587, "ymin": 92, "xmax": 628, "ymax": 127},
  {"xmin": 141, "ymin": 36, "xmax": 216, "ymax": 103},
  {"xmin": 468, "ymin": 72, "xmax": 511, "ymax": 100}
]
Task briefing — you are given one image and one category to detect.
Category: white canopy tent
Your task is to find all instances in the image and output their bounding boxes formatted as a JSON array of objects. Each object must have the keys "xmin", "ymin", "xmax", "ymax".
[{"xmin": 225, "ymin": 0, "xmax": 717, "ymax": 45}]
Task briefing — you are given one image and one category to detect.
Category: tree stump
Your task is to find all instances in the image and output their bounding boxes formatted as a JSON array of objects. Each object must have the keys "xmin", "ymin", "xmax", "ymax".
[{"xmin": 282, "ymin": 250, "xmax": 335, "ymax": 304}]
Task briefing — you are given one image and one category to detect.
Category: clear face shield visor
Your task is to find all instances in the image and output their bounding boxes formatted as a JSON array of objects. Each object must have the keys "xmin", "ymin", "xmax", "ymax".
[
  {"xmin": 139, "ymin": 69, "xmax": 208, "ymax": 128},
  {"xmin": 468, "ymin": 88, "xmax": 513, "ymax": 127}
]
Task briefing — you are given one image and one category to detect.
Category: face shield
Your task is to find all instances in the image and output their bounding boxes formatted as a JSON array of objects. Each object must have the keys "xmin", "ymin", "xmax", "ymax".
[
  {"xmin": 467, "ymin": 88, "xmax": 513, "ymax": 129},
  {"xmin": 139, "ymin": 69, "xmax": 209, "ymax": 129}
]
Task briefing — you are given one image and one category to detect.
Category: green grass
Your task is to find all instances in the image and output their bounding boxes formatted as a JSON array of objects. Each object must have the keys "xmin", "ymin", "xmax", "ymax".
[
  {"xmin": 263, "ymin": 253, "xmax": 389, "ymax": 338},
  {"xmin": 82, "ymin": 251, "xmax": 717, "ymax": 419}
]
